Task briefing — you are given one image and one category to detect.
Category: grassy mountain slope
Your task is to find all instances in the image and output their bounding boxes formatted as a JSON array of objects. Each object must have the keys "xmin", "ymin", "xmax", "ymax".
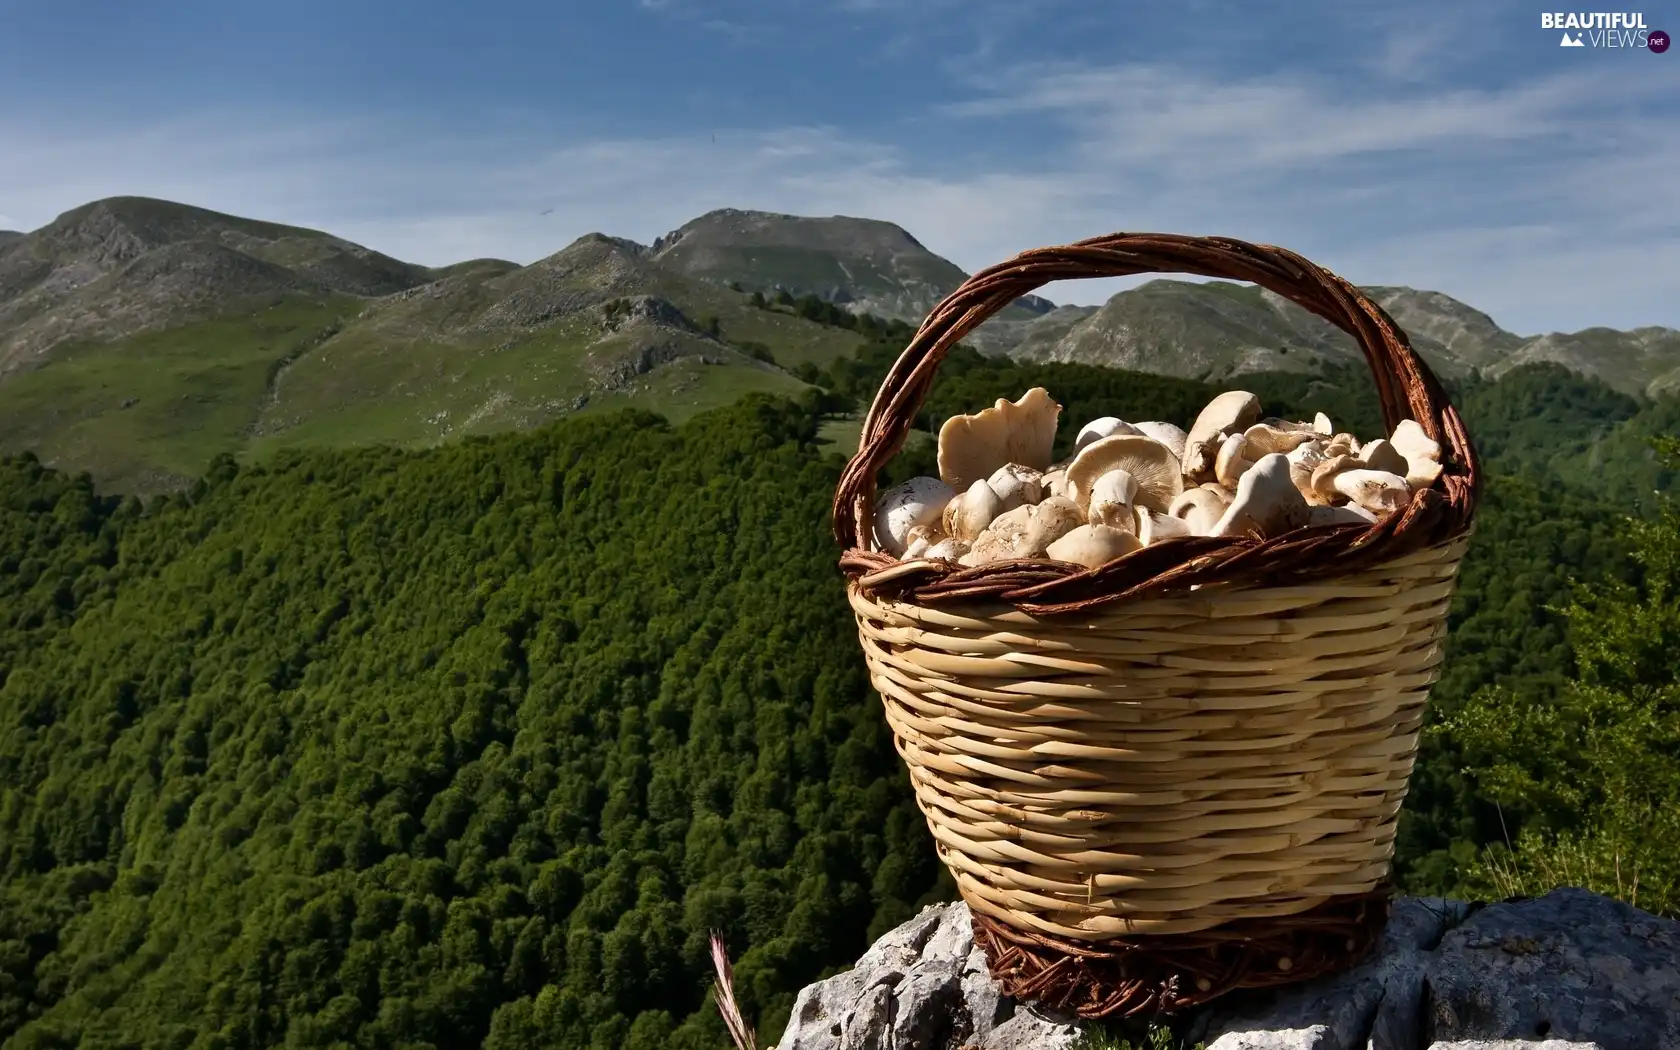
[{"xmin": 0, "ymin": 198, "xmax": 435, "ymax": 374}]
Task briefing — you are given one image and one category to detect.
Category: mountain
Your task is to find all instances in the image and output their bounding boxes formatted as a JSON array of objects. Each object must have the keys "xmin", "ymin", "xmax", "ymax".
[
  {"xmin": 647, "ymin": 207, "xmax": 1055, "ymax": 336},
  {"xmin": 2, "ymin": 195, "xmax": 1677, "ymax": 494},
  {"xmin": 1017, "ymin": 278, "xmax": 1680, "ymax": 399},
  {"xmin": 0, "ymin": 231, "xmax": 22, "ymax": 249},
  {"xmin": 0, "ymin": 197, "xmax": 437, "ymax": 375}
]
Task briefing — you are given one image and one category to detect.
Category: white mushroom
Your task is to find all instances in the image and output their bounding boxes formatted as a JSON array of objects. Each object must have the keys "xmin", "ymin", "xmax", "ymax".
[
  {"xmin": 937, "ymin": 387, "xmax": 1061, "ymax": 492},
  {"xmin": 1389, "ymin": 419, "xmax": 1444, "ymax": 488},
  {"xmin": 1243, "ymin": 423, "xmax": 1320, "ymax": 457},
  {"xmin": 943, "ymin": 479, "xmax": 1005, "ymax": 542},
  {"xmin": 1042, "ymin": 469, "xmax": 1070, "ymax": 501},
  {"xmin": 1183, "ymin": 391, "xmax": 1263, "ymax": 482},
  {"xmin": 1131, "ymin": 421, "xmax": 1188, "ymax": 462},
  {"xmin": 1324, "ymin": 433, "xmax": 1360, "ymax": 459},
  {"xmin": 1045, "ymin": 524, "xmax": 1141, "ymax": 569},
  {"xmin": 1307, "ymin": 504, "xmax": 1378, "ymax": 527},
  {"xmin": 1332, "ymin": 469, "xmax": 1412, "ymax": 516},
  {"xmin": 925, "ymin": 537, "xmax": 970, "ymax": 561},
  {"xmin": 1167, "ymin": 487, "xmax": 1230, "ymax": 536},
  {"xmin": 1211, "ymin": 453, "xmax": 1312, "ymax": 539},
  {"xmin": 1066, "ymin": 435, "xmax": 1184, "ymax": 513},
  {"xmin": 1357, "ymin": 438, "xmax": 1409, "ymax": 478},
  {"xmin": 1136, "ymin": 507, "xmax": 1194, "ymax": 545},
  {"xmin": 1309, "ymin": 454, "xmax": 1362, "ymax": 506},
  {"xmin": 1213, "ymin": 433, "xmax": 1255, "ymax": 490},
  {"xmin": 1086, "ymin": 470, "xmax": 1139, "ymax": 530},
  {"xmin": 874, "ymin": 476, "xmax": 955, "ymax": 557},
  {"xmin": 986, "ymin": 463, "xmax": 1044, "ymax": 511},
  {"xmin": 967, "ymin": 496, "xmax": 1084, "ymax": 563},
  {"xmin": 903, "ymin": 524, "xmax": 939, "ymax": 559},
  {"xmin": 1312, "ymin": 412, "xmax": 1334, "ymax": 436},
  {"xmin": 1286, "ymin": 440, "xmax": 1328, "ymax": 503},
  {"xmin": 1074, "ymin": 416, "xmax": 1142, "ymax": 453}
]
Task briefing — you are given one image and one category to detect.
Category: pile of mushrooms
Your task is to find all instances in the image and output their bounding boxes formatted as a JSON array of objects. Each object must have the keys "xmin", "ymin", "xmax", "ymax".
[{"xmin": 872, "ymin": 387, "xmax": 1443, "ymax": 570}]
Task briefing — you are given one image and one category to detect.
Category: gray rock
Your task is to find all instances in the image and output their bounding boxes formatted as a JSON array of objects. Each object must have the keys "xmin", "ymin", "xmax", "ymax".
[
  {"xmin": 1423, "ymin": 888, "xmax": 1680, "ymax": 1049},
  {"xmin": 774, "ymin": 901, "xmax": 1077, "ymax": 1050},
  {"xmin": 776, "ymin": 890, "xmax": 1677, "ymax": 1050},
  {"xmin": 1194, "ymin": 897, "xmax": 1471, "ymax": 1050}
]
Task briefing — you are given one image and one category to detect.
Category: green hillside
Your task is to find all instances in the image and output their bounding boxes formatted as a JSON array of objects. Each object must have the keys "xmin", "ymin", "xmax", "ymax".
[{"xmin": 2, "ymin": 378, "xmax": 1677, "ymax": 1048}]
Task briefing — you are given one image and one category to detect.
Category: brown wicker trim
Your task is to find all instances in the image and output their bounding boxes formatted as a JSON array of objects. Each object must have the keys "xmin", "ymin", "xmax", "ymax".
[
  {"xmin": 969, "ymin": 887, "xmax": 1392, "ymax": 1019},
  {"xmin": 831, "ymin": 233, "xmax": 1482, "ymax": 615}
]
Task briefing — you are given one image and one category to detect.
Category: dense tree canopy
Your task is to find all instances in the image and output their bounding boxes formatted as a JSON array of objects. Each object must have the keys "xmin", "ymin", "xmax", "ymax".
[{"xmin": 1, "ymin": 345, "xmax": 1675, "ymax": 1048}]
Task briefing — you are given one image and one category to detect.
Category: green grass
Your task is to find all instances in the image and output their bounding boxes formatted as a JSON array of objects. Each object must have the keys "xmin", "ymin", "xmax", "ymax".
[{"xmin": 0, "ymin": 295, "xmax": 356, "ymax": 493}]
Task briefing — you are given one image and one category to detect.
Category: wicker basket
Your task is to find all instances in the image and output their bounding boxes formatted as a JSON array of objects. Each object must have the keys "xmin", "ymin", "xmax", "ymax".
[{"xmin": 831, "ymin": 234, "xmax": 1481, "ymax": 1019}]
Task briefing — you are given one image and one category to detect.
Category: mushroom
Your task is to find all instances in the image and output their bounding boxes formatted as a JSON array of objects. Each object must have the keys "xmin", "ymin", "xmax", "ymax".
[
  {"xmin": 925, "ymin": 537, "xmax": 970, "ymax": 561},
  {"xmin": 937, "ymin": 387, "xmax": 1061, "ymax": 492},
  {"xmin": 1307, "ymin": 504, "xmax": 1378, "ymax": 527},
  {"xmin": 943, "ymin": 479, "xmax": 1004, "ymax": 542},
  {"xmin": 1213, "ymin": 433, "xmax": 1255, "ymax": 490},
  {"xmin": 1309, "ymin": 454, "xmax": 1362, "ymax": 505},
  {"xmin": 1028, "ymin": 496, "xmax": 1087, "ymax": 550},
  {"xmin": 1086, "ymin": 470, "xmax": 1139, "ymax": 530},
  {"xmin": 1324, "ymin": 433, "xmax": 1360, "ymax": 459},
  {"xmin": 1167, "ymin": 487, "xmax": 1230, "ymax": 536},
  {"xmin": 1357, "ymin": 438, "xmax": 1409, "ymax": 478},
  {"xmin": 1331, "ymin": 469, "xmax": 1411, "ymax": 515},
  {"xmin": 1045, "ymin": 524, "xmax": 1141, "ymax": 569},
  {"xmin": 903, "ymin": 524, "xmax": 940, "ymax": 559},
  {"xmin": 1243, "ymin": 423, "xmax": 1320, "ymax": 457},
  {"xmin": 967, "ymin": 496, "xmax": 1084, "ymax": 562},
  {"xmin": 874, "ymin": 476, "xmax": 955, "ymax": 556},
  {"xmin": 1066, "ymin": 435, "xmax": 1185, "ymax": 513},
  {"xmin": 1074, "ymin": 417, "xmax": 1142, "ymax": 453},
  {"xmin": 1389, "ymin": 419, "xmax": 1444, "ymax": 488},
  {"xmin": 987, "ymin": 463, "xmax": 1044, "ymax": 511},
  {"xmin": 1132, "ymin": 421, "xmax": 1188, "ymax": 461},
  {"xmin": 1286, "ymin": 440, "xmax": 1328, "ymax": 502},
  {"xmin": 1042, "ymin": 469, "xmax": 1070, "ymax": 501},
  {"xmin": 1211, "ymin": 453, "xmax": 1311, "ymax": 539},
  {"xmin": 1136, "ymin": 507, "xmax": 1194, "ymax": 545},
  {"xmin": 1312, "ymin": 412, "xmax": 1334, "ymax": 436},
  {"xmin": 1183, "ymin": 391, "xmax": 1263, "ymax": 482}
]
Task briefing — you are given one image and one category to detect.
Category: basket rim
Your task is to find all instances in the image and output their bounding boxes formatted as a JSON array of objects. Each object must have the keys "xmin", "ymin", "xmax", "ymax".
[{"xmin": 831, "ymin": 232, "xmax": 1482, "ymax": 616}]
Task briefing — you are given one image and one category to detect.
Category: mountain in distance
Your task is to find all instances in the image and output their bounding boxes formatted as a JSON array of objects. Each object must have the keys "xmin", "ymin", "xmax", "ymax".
[
  {"xmin": 1, "ymin": 194, "xmax": 1676, "ymax": 494},
  {"xmin": 0, "ymin": 230, "xmax": 22, "ymax": 249}
]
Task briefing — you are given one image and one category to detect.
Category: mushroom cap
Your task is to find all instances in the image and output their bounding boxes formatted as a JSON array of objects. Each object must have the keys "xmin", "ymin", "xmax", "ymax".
[
  {"xmin": 1312, "ymin": 411, "xmax": 1335, "ymax": 436},
  {"xmin": 1307, "ymin": 503, "xmax": 1377, "ymax": 527},
  {"xmin": 924, "ymin": 537, "xmax": 970, "ymax": 561},
  {"xmin": 1042, "ymin": 468, "xmax": 1070, "ymax": 501},
  {"xmin": 1028, "ymin": 495, "xmax": 1087, "ymax": 551},
  {"xmin": 1066, "ymin": 435, "xmax": 1184, "ymax": 513},
  {"xmin": 1074, "ymin": 417, "xmax": 1142, "ymax": 454},
  {"xmin": 1183, "ymin": 390, "xmax": 1263, "ymax": 480},
  {"xmin": 987, "ymin": 463, "xmax": 1045, "ymax": 511},
  {"xmin": 874, "ymin": 476, "xmax": 955, "ymax": 556},
  {"xmin": 937, "ymin": 387, "xmax": 1062, "ymax": 492},
  {"xmin": 1332, "ymin": 469, "xmax": 1411, "ymax": 514},
  {"xmin": 1357, "ymin": 438, "xmax": 1409, "ymax": 478},
  {"xmin": 1167, "ymin": 487, "xmax": 1229, "ymax": 535},
  {"xmin": 1131, "ymin": 421, "xmax": 1188, "ymax": 461},
  {"xmin": 1211, "ymin": 453, "xmax": 1311, "ymax": 539},
  {"xmin": 1213, "ymin": 433, "xmax": 1255, "ymax": 490},
  {"xmin": 1389, "ymin": 419, "xmax": 1444, "ymax": 488},
  {"xmin": 1285, "ymin": 440, "xmax": 1329, "ymax": 503},
  {"xmin": 943, "ymin": 479, "xmax": 1005, "ymax": 542},
  {"xmin": 1045, "ymin": 524, "xmax": 1141, "ymax": 569},
  {"xmin": 1309, "ymin": 454, "xmax": 1362, "ymax": 505},
  {"xmin": 1087, "ymin": 469, "xmax": 1139, "ymax": 530},
  {"xmin": 1136, "ymin": 507, "xmax": 1194, "ymax": 545},
  {"xmin": 1243, "ymin": 423, "xmax": 1320, "ymax": 457}
]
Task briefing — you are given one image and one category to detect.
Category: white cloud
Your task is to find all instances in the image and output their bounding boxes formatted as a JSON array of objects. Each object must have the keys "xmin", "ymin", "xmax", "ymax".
[{"xmin": 1, "ymin": 55, "xmax": 1675, "ymax": 335}]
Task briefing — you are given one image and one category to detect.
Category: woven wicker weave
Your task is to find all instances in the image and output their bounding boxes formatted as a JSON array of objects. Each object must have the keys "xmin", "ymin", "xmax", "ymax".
[{"xmin": 831, "ymin": 233, "xmax": 1482, "ymax": 1018}]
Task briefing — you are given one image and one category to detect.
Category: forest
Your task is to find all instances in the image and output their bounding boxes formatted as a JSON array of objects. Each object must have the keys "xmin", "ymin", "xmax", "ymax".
[{"xmin": 1, "ymin": 327, "xmax": 1677, "ymax": 1048}]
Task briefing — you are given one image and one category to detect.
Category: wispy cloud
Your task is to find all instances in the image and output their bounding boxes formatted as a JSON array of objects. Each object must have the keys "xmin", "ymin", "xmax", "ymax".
[{"xmin": 1, "ymin": 48, "xmax": 1674, "ymax": 336}]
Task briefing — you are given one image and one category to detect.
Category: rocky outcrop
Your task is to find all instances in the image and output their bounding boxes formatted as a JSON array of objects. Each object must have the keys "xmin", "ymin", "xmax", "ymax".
[{"xmin": 774, "ymin": 889, "xmax": 1680, "ymax": 1050}]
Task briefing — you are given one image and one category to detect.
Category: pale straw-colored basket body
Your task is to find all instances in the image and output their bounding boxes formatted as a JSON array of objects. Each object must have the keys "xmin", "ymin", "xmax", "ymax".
[{"xmin": 849, "ymin": 536, "xmax": 1469, "ymax": 944}]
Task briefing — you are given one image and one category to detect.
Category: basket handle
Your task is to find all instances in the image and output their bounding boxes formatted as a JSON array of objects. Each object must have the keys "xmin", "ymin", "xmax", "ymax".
[{"xmin": 832, "ymin": 232, "xmax": 1479, "ymax": 556}]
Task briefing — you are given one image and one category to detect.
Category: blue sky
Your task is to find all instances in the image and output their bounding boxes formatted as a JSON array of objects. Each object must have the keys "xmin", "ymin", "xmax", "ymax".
[{"xmin": 1, "ymin": 0, "xmax": 1675, "ymax": 334}]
